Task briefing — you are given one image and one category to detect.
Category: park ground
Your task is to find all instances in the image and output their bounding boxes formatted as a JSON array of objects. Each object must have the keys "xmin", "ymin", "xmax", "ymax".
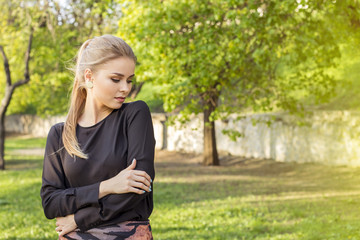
[{"xmin": 1, "ymin": 136, "xmax": 360, "ymax": 239}]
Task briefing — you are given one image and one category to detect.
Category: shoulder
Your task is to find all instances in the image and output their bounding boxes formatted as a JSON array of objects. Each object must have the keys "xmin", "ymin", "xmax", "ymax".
[
  {"xmin": 122, "ymin": 101, "xmax": 152, "ymax": 123},
  {"xmin": 45, "ymin": 122, "xmax": 65, "ymax": 151},
  {"xmin": 49, "ymin": 122, "xmax": 64, "ymax": 134},
  {"xmin": 47, "ymin": 122, "xmax": 64, "ymax": 140},
  {"xmin": 128, "ymin": 100, "xmax": 150, "ymax": 110},
  {"xmin": 123, "ymin": 100, "xmax": 151, "ymax": 115}
]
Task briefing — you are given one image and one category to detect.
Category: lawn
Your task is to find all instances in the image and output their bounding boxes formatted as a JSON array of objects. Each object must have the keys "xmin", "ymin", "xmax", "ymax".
[{"xmin": 1, "ymin": 136, "xmax": 360, "ymax": 239}]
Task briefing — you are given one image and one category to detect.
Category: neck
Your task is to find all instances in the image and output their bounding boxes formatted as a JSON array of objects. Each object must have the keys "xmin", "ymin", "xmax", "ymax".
[{"xmin": 78, "ymin": 96, "xmax": 112, "ymax": 127}]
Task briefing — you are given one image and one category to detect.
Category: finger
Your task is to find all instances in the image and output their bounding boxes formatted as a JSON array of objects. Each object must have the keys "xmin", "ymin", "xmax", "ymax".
[
  {"xmin": 127, "ymin": 158, "xmax": 137, "ymax": 170},
  {"xmin": 132, "ymin": 175, "xmax": 151, "ymax": 188},
  {"xmin": 55, "ymin": 227, "xmax": 61, "ymax": 232},
  {"xmin": 132, "ymin": 180, "xmax": 151, "ymax": 192},
  {"xmin": 58, "ymin": 233, "xmax": 64, "ymax": 240},
  {"xmin": 132, "ymin": 170, "xmax": 151, "ymax": 183},
  {"xmin": 59, "ymin": 227, "xmax": 71, "ymax": 237},
  {"xmin": 128, "ymin": 186, "xmax": 147, "ymax": 194}
]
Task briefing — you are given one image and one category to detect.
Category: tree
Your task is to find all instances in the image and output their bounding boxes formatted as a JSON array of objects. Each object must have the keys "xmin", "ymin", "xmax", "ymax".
[
  {"xmin": 0, "ymin": 0, "xmax": 39, "ymax": 170},
  {"xmin": 117, "ymin": 0, "xmax": 342, "ymax": 165},
  {"xmin": 0, "ymin": 31, "xmax": 33, "ymax": 170}
]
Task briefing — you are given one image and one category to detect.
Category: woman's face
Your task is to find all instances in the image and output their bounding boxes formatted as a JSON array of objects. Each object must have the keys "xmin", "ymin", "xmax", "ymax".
[{"xmin": 88, "ymin": 57, "xmax": 135, "ymax": 112}]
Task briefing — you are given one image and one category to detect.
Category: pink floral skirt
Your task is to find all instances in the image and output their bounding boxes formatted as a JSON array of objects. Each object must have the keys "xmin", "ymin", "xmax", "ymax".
[{"xmin": 63, "ymin": 220, "xmax": 153, "ymax": 240}]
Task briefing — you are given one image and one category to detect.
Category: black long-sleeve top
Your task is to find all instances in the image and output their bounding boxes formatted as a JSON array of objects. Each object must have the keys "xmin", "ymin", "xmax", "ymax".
[{"xmin": 40, "ymin": 101, "xmax": 155, "ymax": 232}]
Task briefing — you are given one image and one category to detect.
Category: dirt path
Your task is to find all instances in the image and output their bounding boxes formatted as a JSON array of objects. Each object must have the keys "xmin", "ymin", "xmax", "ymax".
[{"xmin": 11, "ymin": 148, "xmax": 45, "ymax": 156}]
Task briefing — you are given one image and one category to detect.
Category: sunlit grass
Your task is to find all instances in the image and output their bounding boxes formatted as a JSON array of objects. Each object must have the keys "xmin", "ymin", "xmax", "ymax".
[
  {"xmin": 1, "ymin": 137, "xmax": 360, "ymax": 239},
  {"xmin": 4, "ymin": 136, "xmax": 46, "ymax": 150},
  {"xmin": 0, "ymin": 136, "xmax": 53, "ymax": 239}
]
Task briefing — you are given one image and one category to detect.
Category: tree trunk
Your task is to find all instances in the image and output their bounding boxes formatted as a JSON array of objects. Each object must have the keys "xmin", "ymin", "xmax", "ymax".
[
  {"xmin": 130, "ymin": 82, "xmax": 145, "ymax": 99},
  {"xmin": 0, "ymin": 113, "xmax": 5, "ymax": 170},
  {"xmin": 0, "ymin": 86, "xmax": 15, "ymax": 170},
  {"xmin": 203, "ymin": 100, "xmax": 219, "ymax": 166}
]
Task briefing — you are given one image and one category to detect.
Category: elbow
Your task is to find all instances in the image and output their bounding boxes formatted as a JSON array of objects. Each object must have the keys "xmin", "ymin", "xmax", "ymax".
[
  {"xmin": 42, "ymin": 198, "xmax": 56, "ymax": 219},
  {"xmin": 43, "ymin": 208, "xmax": 56, "ymax": 219},
  {"xmin": 44, "ymin": 212, "xmax": 55, "ymax": 220}
]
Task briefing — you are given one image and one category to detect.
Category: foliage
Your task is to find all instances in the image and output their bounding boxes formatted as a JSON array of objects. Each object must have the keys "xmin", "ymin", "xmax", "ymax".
[
  {"xmin": 117, "ymin": 0, "xmax": 341, "ymax": 122},
  {"xmin": 0, "ymin": 0, "xmax": 122, "ymax": 117},
  {"xmin": 1, "ymin": 0, "xmax": 359, "ymax": 117},
  {"xmin": 116, "ymin": 0, "xmax": 345, "ymax": 165},
  {"xmin": 313, "ymin": 0, "xmax": 360, "ymax": 110},
  {"xmin": 134, "ymin": 82, "xmax": 164, "ymax": 112},
  {"xmin": 2, "ymin": 137, "xmax": 360, "ymax": 239}
]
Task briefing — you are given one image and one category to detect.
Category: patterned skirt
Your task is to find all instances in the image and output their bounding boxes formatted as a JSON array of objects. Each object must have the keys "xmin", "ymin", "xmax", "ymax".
[{"xmin": 63, "ymin": 220, "xmax": 153, "ymax": 240}]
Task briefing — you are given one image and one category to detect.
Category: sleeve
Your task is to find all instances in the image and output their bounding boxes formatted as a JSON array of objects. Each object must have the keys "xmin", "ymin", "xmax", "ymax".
[
  {"xmin": 74, "ymin": 101, "xmax": 156, "ymax": 231},
  {"xmin": 40, "ymin": 125, "xmax": 101, "ymax": 219}
]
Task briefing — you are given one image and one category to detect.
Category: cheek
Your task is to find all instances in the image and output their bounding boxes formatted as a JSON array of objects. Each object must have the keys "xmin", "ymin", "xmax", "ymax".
[
  {"xmin": 126, "ymin": 84, "xmax": 132, "ymax": 93},
  {"xmin": 96, "ymin": 81, "xmax": 115, "ymax": 95}
]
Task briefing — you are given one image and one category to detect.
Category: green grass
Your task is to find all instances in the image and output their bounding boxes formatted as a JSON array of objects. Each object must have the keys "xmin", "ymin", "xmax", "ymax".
[
  {"xmin": 1, "ymin": 137, "xmax": 360, "ymax": 239},
  {"xmin": 151, "ymin": 152, "xmax": 360, "ymax": 240},
  {"xmin": 4, "ymin": 136, "xmax": 46, "ymax": 151}
]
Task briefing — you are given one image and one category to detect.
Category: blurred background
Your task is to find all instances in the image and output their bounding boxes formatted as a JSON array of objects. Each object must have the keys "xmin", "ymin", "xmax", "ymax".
[
  {"xmin": 1, "ymin": 0, "xmax": 360, "ymax": 239},
  {"xmin": 1, "ymin": 0, "xmax": 360, "ymax": 117}
]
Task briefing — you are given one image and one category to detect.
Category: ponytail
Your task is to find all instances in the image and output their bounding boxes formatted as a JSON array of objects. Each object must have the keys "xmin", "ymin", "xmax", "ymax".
[{"xmin": 62, "ymin": 39, "xmax": 91, "ymax": 159}]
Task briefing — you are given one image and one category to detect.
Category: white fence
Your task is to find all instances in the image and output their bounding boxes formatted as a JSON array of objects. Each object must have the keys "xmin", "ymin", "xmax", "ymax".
[{"xmin": 5, "ymin": 111, "xmax": 360, "ymax": 165}]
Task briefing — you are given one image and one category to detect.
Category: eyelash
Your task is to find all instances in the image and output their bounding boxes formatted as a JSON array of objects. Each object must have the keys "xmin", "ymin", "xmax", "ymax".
[{"xmin": 111, "ymin": 78, "xmax": 133, "ymax": 83}]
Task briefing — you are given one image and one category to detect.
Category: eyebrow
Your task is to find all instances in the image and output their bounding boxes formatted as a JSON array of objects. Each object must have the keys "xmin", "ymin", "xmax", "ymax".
[{"xmin": 111, "ymin": 72, "xmax": 135, "ymax": 78}]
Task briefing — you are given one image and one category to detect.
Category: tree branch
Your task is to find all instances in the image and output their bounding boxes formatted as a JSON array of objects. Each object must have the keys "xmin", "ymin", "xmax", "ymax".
[
  {"xmin": 12, "ymin": 28, "xmax": 33, "ymax": 89},
  {"xmin": 0, "ymin": 45, "xmax": 12, "ymax": 86},
  {"xmin": 130, "ymin": 81, "xmax": 145, "ymax": 99}
]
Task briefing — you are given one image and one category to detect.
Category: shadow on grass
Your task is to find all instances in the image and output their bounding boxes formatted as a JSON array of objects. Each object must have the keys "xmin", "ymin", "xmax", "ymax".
[
  {"xmin": 154, "ymin": 151, "xmax": 360, "ymax": 207},
  {"xmin": 4, "ymin": 155, "xmax": 43, "ymax": 171},
  {"xmin": 153, "ymin": 180, "xmax": 360, "ymax": 209}
]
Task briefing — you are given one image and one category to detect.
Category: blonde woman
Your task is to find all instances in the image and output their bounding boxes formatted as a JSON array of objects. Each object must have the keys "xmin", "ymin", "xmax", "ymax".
[{"xmin": 40, "ymin": 35, "xmax": 155, "ymax": 239}]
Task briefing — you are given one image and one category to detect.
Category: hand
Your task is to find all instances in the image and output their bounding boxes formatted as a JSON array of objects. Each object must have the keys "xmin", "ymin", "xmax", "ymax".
[
  {"xmin": 55, "ymin": 214, "xmax": 77, "ymax": 239},
  {"xmin": 99, "ymin": 158, "xmax": 152, "ymax": 198}
]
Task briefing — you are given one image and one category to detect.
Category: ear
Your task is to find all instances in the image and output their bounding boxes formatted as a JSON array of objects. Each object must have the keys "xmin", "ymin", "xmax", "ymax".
[{"xmin": 84, "ymin": 68, "xmax": 93, "ymax": 82}]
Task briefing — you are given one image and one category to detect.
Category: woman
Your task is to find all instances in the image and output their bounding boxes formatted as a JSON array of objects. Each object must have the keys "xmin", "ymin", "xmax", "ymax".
[{"xmin": 40, "ymin": 35, "xmax": 155, "ymax": 239}]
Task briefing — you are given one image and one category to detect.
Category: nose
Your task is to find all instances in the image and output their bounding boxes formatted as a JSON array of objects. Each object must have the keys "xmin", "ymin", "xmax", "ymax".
[{"xmin": 119, "ymin": 80, "xmax": 131, "ymax": 93}]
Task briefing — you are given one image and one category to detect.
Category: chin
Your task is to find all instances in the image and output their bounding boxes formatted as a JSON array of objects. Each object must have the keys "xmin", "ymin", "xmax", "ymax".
[{"xmin": 112, "ymin": 103, "xmax": 124, "ymax": 109}]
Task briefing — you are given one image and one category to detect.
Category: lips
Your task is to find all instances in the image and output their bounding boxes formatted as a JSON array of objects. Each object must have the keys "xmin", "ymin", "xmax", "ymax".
[{"xmin": 115, "ymin": 97, "xmax": 126, "ymax": 103}]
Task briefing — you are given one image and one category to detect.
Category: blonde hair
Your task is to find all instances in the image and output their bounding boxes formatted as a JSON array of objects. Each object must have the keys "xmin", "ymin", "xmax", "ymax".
[{"xmin": 63, "ymin": 35, "xmax": 137, "ymax": 159}]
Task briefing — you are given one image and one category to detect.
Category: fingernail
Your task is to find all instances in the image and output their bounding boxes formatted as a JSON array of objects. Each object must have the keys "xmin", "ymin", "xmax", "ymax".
[
  {"xmin": 142, "ymin": 190, "xmax": 145, "ymax": 194},
  {"xmin": 150, "ymin": 179, "xmax": 153, "ymax": 183},
  {"xmin": 149, "ymin": 186, "xmax": 152, "ymax": 191}
]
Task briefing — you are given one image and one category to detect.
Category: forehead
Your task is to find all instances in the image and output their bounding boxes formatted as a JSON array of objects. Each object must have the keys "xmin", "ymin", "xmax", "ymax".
[{"xmin": 98, "ymin": 57, "xmax": 135, "ymax": 76}]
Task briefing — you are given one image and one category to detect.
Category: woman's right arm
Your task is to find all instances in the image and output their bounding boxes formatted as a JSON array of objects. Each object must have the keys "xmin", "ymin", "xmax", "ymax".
[{"xmin": 41, "ymin": 125, "xmax": 101, "ymax": 219}]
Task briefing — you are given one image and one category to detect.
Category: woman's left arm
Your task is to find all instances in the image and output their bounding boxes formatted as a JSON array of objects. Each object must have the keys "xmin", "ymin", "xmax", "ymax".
[{"xmin": 58, "ymin": 101, "xmax": 156, "ymax": 233}]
